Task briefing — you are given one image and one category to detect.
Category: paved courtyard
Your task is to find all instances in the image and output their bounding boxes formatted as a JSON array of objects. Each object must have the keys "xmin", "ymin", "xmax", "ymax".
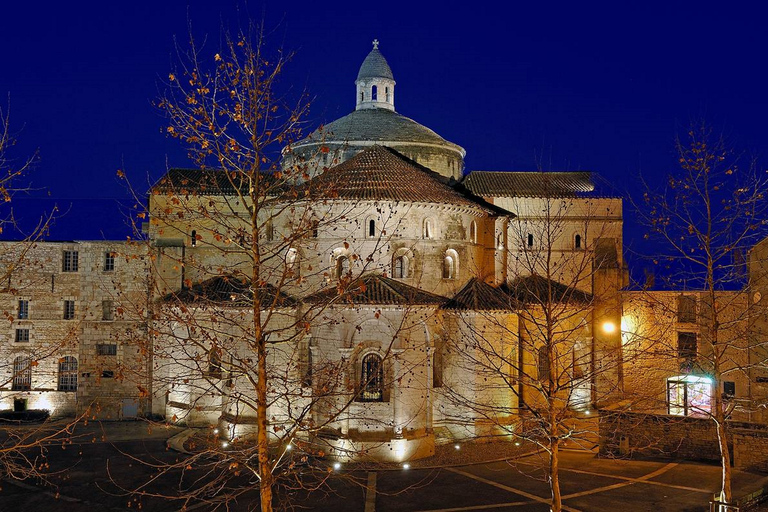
[{"xmin": 1, "ymin": 422, "xmax": 767, "ymax": 511}]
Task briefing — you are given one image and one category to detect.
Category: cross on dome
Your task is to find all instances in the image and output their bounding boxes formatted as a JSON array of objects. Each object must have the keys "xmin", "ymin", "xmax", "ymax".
[{"xmin": 372, "ymin": 39, "xmax": 379, "ymax": 50}]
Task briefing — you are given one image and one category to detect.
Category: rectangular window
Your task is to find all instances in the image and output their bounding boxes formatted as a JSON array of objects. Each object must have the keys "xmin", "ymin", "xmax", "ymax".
[
  {"xmin": 62, "ymin": 250, "xmax": 79, "ymax": 272},
  {"xmin": 17, "ymin": 300, "xmax": 29, "ymax": 320},
  {"xmin": 678, "ymin": 332, "xmax": 697, "ymax": 359},
  {"xmin": 104, "ymin": 251, "xmax": 115, "ymax": 272},
  {"xmin": 63, "ymin": 300, "xmax": 75, "ymax": 320},
  {"xmin": 102, "ymin": 300, "xmax": 114, "ymax": 321},
  {"xmin": 723, "ymin": 381, "xmax": 736, "ymax": 397},
  {"xmin": 677, "ymin": 295, "xmax": 697, "ymax": 323},
  {"xmin": 527, "ymin": 233, "xmax": 534, "ymax": 247},
  {"xmin": 15, "ymin": 328, "xmax": 30, "ymax": 343},
  {"xmin": 96, "ymin": 344, "xmax": 117, "ymax": 356}
]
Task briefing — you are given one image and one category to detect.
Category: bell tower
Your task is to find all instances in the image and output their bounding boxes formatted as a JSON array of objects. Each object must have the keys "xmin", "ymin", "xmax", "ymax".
[{"xmin": 355, "ymin": 39, "xmax": 396, "ymax": 111}]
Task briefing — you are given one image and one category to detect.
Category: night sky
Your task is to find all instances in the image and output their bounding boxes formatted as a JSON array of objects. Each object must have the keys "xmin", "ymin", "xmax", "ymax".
[{"xmin": 1, "ymin": 2, "xmax": 766, "ymax": 263}]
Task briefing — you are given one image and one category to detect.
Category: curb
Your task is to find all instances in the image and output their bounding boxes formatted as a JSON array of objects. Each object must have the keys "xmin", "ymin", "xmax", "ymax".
[{"xmin": 166, "ymin": 428, "xmax": 198, "ymax": 454}]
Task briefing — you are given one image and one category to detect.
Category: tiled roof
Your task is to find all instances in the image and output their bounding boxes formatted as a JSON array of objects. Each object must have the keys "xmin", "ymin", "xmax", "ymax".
[
  {"xmin": 297, "ymin": 108, "xmax": 464, "ymax": 152},
  {"xmin": 461, "ymin": 171, "xmax": 596, "ymax": 198},
  {"xmin": 297, "ymin": 145, "xmax": 500, "ymax": 212},
  {"xmin": 163, "ymin": 275, "xmax": 297, "ymax": 308},
  {"xmin": 502, "ymin": 275, "xmax": 592, "ymax": 305},
  {"xmin": 442, "ymin": 278, "xmax": 516, "ymax": 311},
  {"xmin": 304, "ymin": 273, "xmax": 447, "ymax": 306},
  {"xmin": 357, "ymin": 47, "xmax": 394, "ymax": 81},
  {"xmin": 151, "ymin": 168, "xmax": 267, "ymax": 195}
]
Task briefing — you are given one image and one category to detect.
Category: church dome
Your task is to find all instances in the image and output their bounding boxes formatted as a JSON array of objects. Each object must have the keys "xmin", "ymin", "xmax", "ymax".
[{"xmin": 357, "ymin": 45, "xmax": 394, "ymax": 80}]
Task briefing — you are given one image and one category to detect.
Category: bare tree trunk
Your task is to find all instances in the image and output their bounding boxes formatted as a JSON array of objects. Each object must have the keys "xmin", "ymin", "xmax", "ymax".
[
  {"xmin": 714, "ymin": 397, "xmax": 732, "ymax": 504},
  {"xmin": 550, "ymin": 436, "xmax": 562, "ymax": 512}
]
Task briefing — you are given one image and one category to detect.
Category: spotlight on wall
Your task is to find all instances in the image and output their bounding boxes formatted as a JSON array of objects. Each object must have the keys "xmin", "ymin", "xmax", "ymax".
[
  {"xmin": 454, "ymin": 444, "xmax": 461, "ymax": 450},
  {"xmin": 333, "ymin": 462, "xmax": 341, "ymax": 470},
  {"xmin": 403, "ymin": 463, "xmax": 410, "ymax": 470},
  {"xmin": 602, "ymin": 321, "xmax": 616, "ymax": 334}
]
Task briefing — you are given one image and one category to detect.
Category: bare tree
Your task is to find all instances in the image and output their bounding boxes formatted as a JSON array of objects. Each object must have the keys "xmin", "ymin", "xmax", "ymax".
[
  {"xmin": 636, "ymin": 122, "xmax": 768, "ymax": 506},
  {"xmin": 440, "ymin": 174, "xmax": 627, "ymax": 512}
]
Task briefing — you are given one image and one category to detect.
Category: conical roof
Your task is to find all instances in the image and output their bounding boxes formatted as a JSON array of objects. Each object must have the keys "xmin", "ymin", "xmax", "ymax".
[{"xmin": 357, "ymin": 45, "xmax": 394, "ymax": 81}]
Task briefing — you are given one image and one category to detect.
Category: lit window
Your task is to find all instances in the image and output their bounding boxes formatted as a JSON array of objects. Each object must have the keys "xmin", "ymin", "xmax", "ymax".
[
  {"xmin": 667, "ymin": 375, "xmax": 711, "ymax": 416},
  {"xmin": 17, "ymin": 300, "xmax": 29, "ymax": 320},
  {"xmin": 336, "ymin": 255, "xmax": 350, "ymax": 279},
  {"xmin": 360, "ymin": 353, "xmax": 383, "ymax": 402},
  {"xmin": 96, "ymin": 344, "xmax": 117, "ymax": 356},
  {"xmin": 104, "ymin": 251, "xmax": 115, "ymax": 272},
  {"xmin": 443, "ymin": 255, "xmax": 455, "ymax": 279},
  {"xmin": 285, "ymin": 248, "xmax": 298, "ymax": 276},
  {"xmin": 63, "ymin": 250, "xmax": 79, "ymax": 272},
  {"xmin": 12, "ymin": 356, "xmax": 31, "ymax": 391},
  {"xmin": 15, "ymin": 328, "xmax": 30, "ymax": 343},
  {"xmin": 102, "ymin": 300, "xmax": 114, "ymax": 321},
  {"xmin": 63, "ymin": 300, "xmax": 75, "ymax": 320},
  {"xmin": 423, "ymin": 219, "xmax": 433, "ymax": 239},
  {"xmin": 58, "ymin": 356, "xmax": 78, "ymax": 391},
  {"xmin": 469, "ymin": 221, "xmax": 477, "ymax": 244}
]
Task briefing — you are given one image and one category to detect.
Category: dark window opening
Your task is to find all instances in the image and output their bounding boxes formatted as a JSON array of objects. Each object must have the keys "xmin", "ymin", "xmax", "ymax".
[
  {"xmin": 360, "ymin": 353, "xmax": 383, "ymax": 402},
  {"xmin": 58, "ymin": 356, "xmax": 78, "ymax": 391},
  {"xmin": 104, "ymin": 251, "xmax": 115, "ymax": 272},
  {"xmin": 18, "ymin": 300, "xmax": 28, "ymax": 319},
  {"xmin": 368, "ymin": 219, "xmax": 376, "ymax": 238},
  {"xmin": 97, "ymin": 344, "xmax": 117, "ymax": 356},
  {"xmin": 371, "ymin": 85, "xmax": 378, "ymax": 101},
  {"xmin": 393, "ymin": 255, "xmax": 408, "ymax": 279},
  {"xmin": 678, "ymin": 332, "xmax": 697, "ymax": 359},
  {"xmin": 15, "ymin": 329, "xmax": 30, "ymax": 343},
  {"xmin": 63, "ymin": 250, "xmax": 79, "ymax": 272},
  {"xmin": 191, "ymin": 230, "xmax": 197, "ymax": 247},
  {"xmin": 527, "ymin": 234, "xmax": 534, "ymax": 247},
  {"xmin": 677, "ymin": 295, "xmax": 697, "ymax": 323},
  {"xmin": 723, "ymin": 381, "xmax": 736, "ymax": 398},
  {"xmin": 64, "ymin": 300, "xmax": 75, "ymax": 320},
  {"xmin": 12, "ymin": 356, "xmax": 31, "ymax": 391},
  {"xmin": 575, "ymin": 234, "xmax": 582, "ymax": 249}
]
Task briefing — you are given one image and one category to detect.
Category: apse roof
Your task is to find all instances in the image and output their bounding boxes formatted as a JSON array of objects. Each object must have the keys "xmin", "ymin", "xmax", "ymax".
[
  {"xmin": 304, "ymin": 273, "xmax": 447, "ymax": 306},
  {"xmin": 462, "ymin": 171, "xmax": 598, "ymax": 198},
  {"xmin": 297, "ymin": 145, "xmax": 504, "ymax": 213},
  {"xmin": 162, "ymin": 275, "xmax": 297, "ymax": 308},
  {"xmin": 502, "ymin": 275, "xmax": 593, "ymax": 305}
]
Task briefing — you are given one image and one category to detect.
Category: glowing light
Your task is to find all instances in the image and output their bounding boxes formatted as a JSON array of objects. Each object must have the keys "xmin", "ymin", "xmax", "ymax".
[
  {"xmin": 402, "ymin": 463, "xmax": 410, "ymax": 470},
  {"xmin": 454, "ymin": 444, "xmax": 460, "ymax": 450},
  {"xmin": 285, "ymin": 444, "xmax": 292, "ymax": 451},
  {"xmin": 333, "ymin": 462, "xmax": 341, "ymax": 470},
  {"xmin": 213, "ymin": 428, "xmax": 219, "ymax": 435},
  {"xmin": 602, "ymin": 321, "xmax": 616, "ymax": 334},
  {"xmin": 221, "ymin": 441, "xmax": 229, "ymax": 448},
  {"xmin": 585, "ymin": 410, "xmax": 590, "ymax": 415},
  {"xmin": 514, "ymin": 442, "xmax": 521, "ymax": 446}
]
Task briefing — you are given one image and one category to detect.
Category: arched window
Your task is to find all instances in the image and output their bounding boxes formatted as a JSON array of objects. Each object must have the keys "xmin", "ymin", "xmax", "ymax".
[
  {"xmin": 191, "ymin": 230, "xmax": 197, "ymax": 247},
  {"xmin": 423, "ymin": 218, "xmax": 434, "ymax": 239},
  {"xmin": 368, "ymin": 219, "xmax": 376, "ymax": 238},
  {"xmin": 527, "ymin": 233, "xmax": 534, "ymax": 248},
  {"xmin": 336, "ymin": 255, "xmax": 350, "ymax": 279},
  {"xmin": 385, "ymin": 87, "xmax": 390, "ymax": 102},
  {"xmin": 360, "ymin": 91, "xmax": 364, "ymax": 102},
  {"xmin": 469, "ymin": 220, "xmax": 477, "ymax": 244},
  {"xmin": 443, "ymin": 249, "xmax": 458, "ymax": 280},
  {"xmin": 58, "ymin": 356, "xmax": 78, "ymax": 391},
  {"xmin": 285, "ymin": 248, "xmax": 298, "ymax": 275},
  {"xmin": 12, "ymin": 356, "xmax": 31, "ymax": 391},
  {"xmin": 393, "ymin": 255, "xmax": 409, "ymax": 278},
  {"xmin": 575, "ymin": 234, "xmax": 582, "ymax": 250},
  {"xmin": 371, "ymin": 85, "xmax": 378, "ymax": 101},
  {"xmin": 360, "ymin": 353, "xmax": 383, "ymax": 402}
]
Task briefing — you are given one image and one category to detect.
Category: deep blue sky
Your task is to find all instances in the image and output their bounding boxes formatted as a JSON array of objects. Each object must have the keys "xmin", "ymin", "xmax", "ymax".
[{"xmin": 1, "ymin": 1, "xmax": 766, "ymax": 260}]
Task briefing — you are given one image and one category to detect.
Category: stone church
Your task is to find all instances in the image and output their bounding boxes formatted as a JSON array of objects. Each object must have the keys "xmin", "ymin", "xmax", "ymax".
[{"xmin": 1, "ymin": 41, "xmax": 765, "ymax": 462}]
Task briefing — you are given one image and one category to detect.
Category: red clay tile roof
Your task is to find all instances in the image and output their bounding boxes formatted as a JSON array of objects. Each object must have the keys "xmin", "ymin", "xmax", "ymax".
[
  {"xmin": 502, "ymin": 275, "xmax": 592, "ymax": 305},
  {"xmin": 442, "ymin": 278, "xmax": 517, "ymax": 311},
  {"xmin": 462, "ymin": 171, "xmax": 596, "ymax": 198},
  {"xmin": 297, "ymin": 145, "xmax": 500, "ymax": 213},
  {"xmin": 304, "ymin": 273, "xmax": 447, "ymax": 306},
  {"xmin": 162, "ymin": 275, "xmax": 297, "ymax": 308}
]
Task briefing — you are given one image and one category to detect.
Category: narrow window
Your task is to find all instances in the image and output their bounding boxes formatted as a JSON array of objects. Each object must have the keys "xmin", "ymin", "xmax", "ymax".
[
  {"xmin": 360, "ymin": 353, "xmax": 383, "ymax": 402},
  {"xmin": 527, "ymin": 233, "xmax": 534, "ymax": 248},
  {"xmin": 266, "ymin": 221, "xmax": 275, "ymax": 242},
  {"xmin": 336, "ymin": 255, "xmax": 350, "ymax": 279},
  {"xmin": 385, "ymin": 87, "xmax": 390, "ymax": 102},
  {"xmin": 12, "ymin": 356, "xmax": 31, "ymax": 391},
  {"xmin": 393, "ymin": 255, "xmax": 408, "ymax": 279},
  {"xmin": 311, "ymin": 221, "xmax": 319, "ymax": 238},
  {"xmin": 575, "ymin": 234, "xmax": 582, "ymax": 250},
  {"xmin": 285, "ymin": 248, "xmax": 298, "ymax": 276},
  {"xmin": 677, "ymin": 295, "xmax": 697, "ymax": 323},
  {"xmin": 423, "ymin": 219, "xmax": 433, "ymax": 239},
  {"xmin": 63, "ymin": 300, "xmax": 75, "ymax": 320},
  {"xmin": 433, "ymin": 345, "xmax": 444, "ymax": 388},
  {"xmin": 469, "ymin": 221, "xmax": 477, "ymax": 244},
  {"xmin": 63, "ymin": 250, "xmax": 79, "ymax": 272},
  {"xmin": 104, "ymin": 251, "xmax": 115, "ymax": 272},
  {"xmin": 17, "ymin": 300, "xmax": 29, "ymax": 320},
  {"xmin": 368, "ymin": 219, "xmax": 376, "ymax": 238},
  {"xmin": 102, "ymin": 370, "xmax": 115, "ymax": 378},
  {"xmin": 96, "ymin": 343, "xmax": 118, "ymax": 356},
  {"xmin": 15, "ymin": 328, "xmax": 30, "ymax": 343},
  {"xmin": 207, "ymin": 348, "xmax": 222, "ymax": 378},
  {"xmin": 191, "ymin": 230, "xmax": 197, "ymax": 247},
  {"xmin": 302, "ymin": 343, "xmax": 313, "ymax": 388},
  {"xmin": 678, "ymin": 332, "xmax": 697, "ymax": 359},
  {"xmin": 360, "ymin": 91, "xmax": 364, "ymax": 102},
  {"xmin": 537, "ymin": 346, "xmax": 550, "ymax": 382},
  {"xmin": 371, "ymin": 85, "xmax": 378, "ymax": 101},
  {"xmin": 443, "ymin": 255, "xmax": 455, "ymax": 279},
  {"xmin": 102, "ymin": 300, "xmax": 114, "ymax": 321},
  {"xmin": 58, "ymin": 356, "xmax": 78, "ymax": 391}
]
